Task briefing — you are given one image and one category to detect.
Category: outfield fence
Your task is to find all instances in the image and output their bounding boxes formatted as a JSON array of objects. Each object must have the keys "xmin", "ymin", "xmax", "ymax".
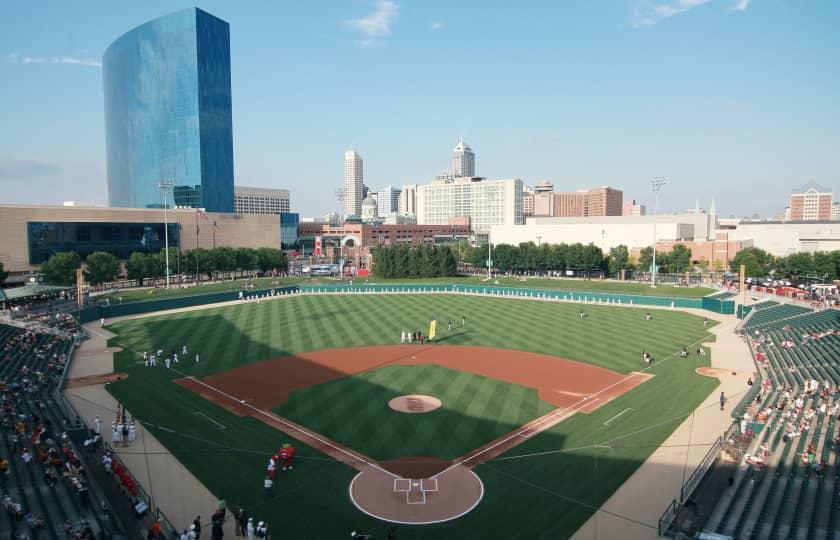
[{"xmin": 73, "ymin": 282, "xmax": 736, "ymax": 324}]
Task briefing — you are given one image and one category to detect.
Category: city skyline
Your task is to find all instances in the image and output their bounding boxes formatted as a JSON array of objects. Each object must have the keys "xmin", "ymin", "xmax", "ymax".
[{"xmin": 1, "ymin": 1, "xmax": 838, "ymax": 219}]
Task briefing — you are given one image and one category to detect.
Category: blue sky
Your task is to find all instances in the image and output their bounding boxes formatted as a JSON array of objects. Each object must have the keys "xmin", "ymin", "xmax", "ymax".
[{"xmin": 1, "ymin": 0, "xmax": 838, "ymax": 219}]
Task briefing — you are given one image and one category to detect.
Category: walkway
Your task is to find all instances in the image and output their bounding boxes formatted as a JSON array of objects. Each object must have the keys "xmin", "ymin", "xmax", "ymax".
[
  {"xmin": 571, "ymin": 314, "xmax": 755, "ymax": 540},
  {"xmin": 64, "ymin": 323, "xmax": 235, "ymax": 536}
]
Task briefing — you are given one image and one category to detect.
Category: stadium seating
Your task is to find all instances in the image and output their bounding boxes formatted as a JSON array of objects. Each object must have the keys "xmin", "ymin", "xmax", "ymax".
[
  {"xmin": 742, "ymin": 303, "xmax": 815, "ymax": 331},
  {"xmin": 0, "ymin": 323, "xmax": 125, "ymax": 539},
  {"xmin": 701, "ymin": 309, "xmax": 840, "ymax": 539}
]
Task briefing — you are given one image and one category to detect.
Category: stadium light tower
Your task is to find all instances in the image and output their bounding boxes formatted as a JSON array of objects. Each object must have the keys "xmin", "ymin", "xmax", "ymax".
[
  {"xmin": 157, "ymin": 179, "xmax": 174, "ymax": 289},
  {"xmin": 649, "ymin": 177, "xmax": 666, "ymax": 288}
]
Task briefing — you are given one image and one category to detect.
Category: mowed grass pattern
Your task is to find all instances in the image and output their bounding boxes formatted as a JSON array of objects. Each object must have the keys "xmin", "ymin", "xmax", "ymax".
[
  {"xmin": 109, "ymin": 294, "xmax": 713, "ymax": 375},
  {"xmin": 277, "ymin": 364, "xmax": 555, "ymax": 460},
  {"xmin": 106, "ymin": 294, "xmax": 720, "ymax": 539}
]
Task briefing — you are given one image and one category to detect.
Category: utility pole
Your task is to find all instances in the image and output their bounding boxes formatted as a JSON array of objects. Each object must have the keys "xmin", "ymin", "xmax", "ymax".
[
  {"xmin": 157, "ymin": 179, "xmax": 174, "ymax": 289},
  {"xmin": 650, "ymin": 177, "xmax": 666, "ymax": 288}
]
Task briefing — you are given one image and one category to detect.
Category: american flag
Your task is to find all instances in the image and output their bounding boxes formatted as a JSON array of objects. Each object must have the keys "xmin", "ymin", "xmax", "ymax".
[{"xmin": 197, "ymin": 209, "xmax": 209, "ymax": 220}]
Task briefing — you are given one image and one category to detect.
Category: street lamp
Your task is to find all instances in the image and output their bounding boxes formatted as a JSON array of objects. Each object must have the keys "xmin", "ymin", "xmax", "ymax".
[
  {"xmin": 650, "ymin": 177, "xmax": 666, "ymax": 288},
  {"xmin": 157, "ymin": 179, "xmax": 174, "ymax": 289}
]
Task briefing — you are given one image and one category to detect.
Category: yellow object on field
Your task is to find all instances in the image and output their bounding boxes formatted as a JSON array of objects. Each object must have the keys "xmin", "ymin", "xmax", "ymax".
[{"xmin": 429, "ymin": 319, "xmax": 437, "ymax": 340}]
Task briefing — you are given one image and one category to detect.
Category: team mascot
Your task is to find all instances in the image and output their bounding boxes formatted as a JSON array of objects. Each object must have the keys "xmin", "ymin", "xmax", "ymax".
[{"xmin": 279, "ymin": 443, "xmax": 296, "ymax": 471}]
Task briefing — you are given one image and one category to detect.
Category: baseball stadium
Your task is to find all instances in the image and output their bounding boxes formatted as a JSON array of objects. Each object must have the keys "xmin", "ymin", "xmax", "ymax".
[{"xmin": 3, "ymin": 278, "xmax": 839, "ymax": 539}]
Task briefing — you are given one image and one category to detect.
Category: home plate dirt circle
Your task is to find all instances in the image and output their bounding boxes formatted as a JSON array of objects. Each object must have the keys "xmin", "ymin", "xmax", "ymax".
[
  {"xmin": 349, "ymin": 459, "xmax": 484, "ymax": 524},
  {"xmin": 388, "ymin": 394, "xmax": 442, "ymax": 413}
]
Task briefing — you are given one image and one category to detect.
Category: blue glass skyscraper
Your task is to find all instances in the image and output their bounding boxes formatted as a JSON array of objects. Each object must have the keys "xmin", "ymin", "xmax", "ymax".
[{"xmin": 103, "ymin": 8, "xmax": 235, "ymax": 212}]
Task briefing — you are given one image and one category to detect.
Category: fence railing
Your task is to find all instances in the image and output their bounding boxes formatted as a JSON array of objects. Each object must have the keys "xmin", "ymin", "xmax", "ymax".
[{"xmin": 657, "ymin": 420, "xmax": 739, "ymax": 537}]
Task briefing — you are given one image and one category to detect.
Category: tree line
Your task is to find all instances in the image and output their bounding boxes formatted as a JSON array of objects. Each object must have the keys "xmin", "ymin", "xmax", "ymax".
[
  {"xmin": 730, "ymin": 247, "xmax": 840, "ymax": 281},
  {"xmin": 39, "ymin": 247, "xmax": 288, "ymax": 286},
  {"xmin": 373, "ymin": 245, "xmax": 458, "ymax": 278}
]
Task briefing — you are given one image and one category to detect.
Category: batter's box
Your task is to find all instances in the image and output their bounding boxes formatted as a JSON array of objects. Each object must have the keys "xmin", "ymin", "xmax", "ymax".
[{"xmin": 421, "ymin": 478, "xmax": 438, "ymax": 492}]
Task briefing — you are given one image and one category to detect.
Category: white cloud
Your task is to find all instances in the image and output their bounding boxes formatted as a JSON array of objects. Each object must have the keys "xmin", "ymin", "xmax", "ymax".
[
  {"xmin": 731, "ymin": 0, "xmax": 751, "ymax": 11},
  {"xmin": 430, "ymin": 21, "xmax": 444, "ymax": 30},
  {"xmin": 632, "ymin": 0, "xmax": 711, "ymax": 27},
  {"xmin": 7, "ymin": 52, "xmax": 101, "ymax": 67},
  {"xmin": 347, "ymin": 0, "xmax": 399, "ymax": 47}
]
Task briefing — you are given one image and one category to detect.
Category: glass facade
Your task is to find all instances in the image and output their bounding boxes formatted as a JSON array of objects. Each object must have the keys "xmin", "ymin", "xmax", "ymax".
[
  {"xmin": 280, "ymin": 213, "xmax": 300, "ymax": 251},
  {"xmin": 103, "ymin": 8, "xmax": 234, "ymax": 212},
  {"xmin": 28, "ymin": 222, "xmax": 179, "ymax": 264}
]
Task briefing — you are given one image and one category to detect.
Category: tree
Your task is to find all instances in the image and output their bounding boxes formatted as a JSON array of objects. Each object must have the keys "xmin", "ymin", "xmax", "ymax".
[
  {"xmin": 126, "ymin": 252, "xmax": 158, "ymax": 285},
  {"xmin": 235, "ymin": 247, "xmax": 258, "ymax": 271},
  {"xmin": 84, "ymin": 251, "xmax": 120, "ymax": 285},
  {"xmin": 608, "ymin": 245, "xmax": 632, "ymax": 276},
  {"xmin": 730, "ymin": 247, "xmax": 774, "ymax": 277},
  {"xmin": 211, "ymin": 247, "xmax": 237, "ymax": 272},
  {"xmin": 638, "ymin": 247, "xmax": 654, "ymax": 273},
  {"xmin": 41, "ymin": 252, "xmax": 81, "ymax": 285},
  {"xmin": 667, "ymin": 244, "xmax": 692, "ymax": 274},
  {"xmin": 0, "ymin": 261, "xmax": 8, "ymax": 285}
]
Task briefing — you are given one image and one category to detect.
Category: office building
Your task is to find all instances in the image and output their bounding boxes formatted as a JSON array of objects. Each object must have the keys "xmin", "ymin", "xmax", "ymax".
[
  {"xmin": 103, "ymin": 8, "xmax": 235, "ymax": 212},
  {"xmin": 523, "ymin": 186, "xmax": 535, "ymax": 217},
  {"xmin": 279, "ymin": 212, "xmax": 300, "ymax": 251},
  {"xmin": 376, "ymin": 185, "xmax": 401, "ymax": 216},
  {"xmin": 416, "ymin": 177, "xmax": 524, "ymax": 233},
  {"xmin": 789, "ymin": 182, "xmax": 833, "ymax": 221},
  {"xmin": 622, "ymin": 199, "xmax": 646, "ymax": 216},
  {"xmin": 0, "ymin": 204, "xmax": 284, "ymax": 274},
  {"xmin": 554, "ymin": 191, "xmax": 588, "ymax": 217},
  {"xmin": 234, "ymin": 186, "xmax": 290, "ymax": 215},
  {"xmin": 532, "ymin": 180, "xmax": 555, "ymax": 216},
  {"xmin": 833, "ymin": 203, "xmax": 840, "ymax": 221},
  {"xmin": 552, "ymin": 186, "xmax": 623, "ymax": 217},
  {"xmin": 344, "ymin": 150, "xmax": 364, "ymax": 217},
  {"xmin": 398, "ymin": 185, "xmax": 417, "ymax": 216},
  {"xmin": 451, "ymin": 136, "xmax": 475, "ymax": 177}
]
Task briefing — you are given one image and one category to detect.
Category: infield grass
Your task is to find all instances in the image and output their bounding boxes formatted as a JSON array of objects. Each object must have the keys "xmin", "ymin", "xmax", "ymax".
[{"xmin": 105, "ymin": 294, "xmax": 720, "ymax": 539}]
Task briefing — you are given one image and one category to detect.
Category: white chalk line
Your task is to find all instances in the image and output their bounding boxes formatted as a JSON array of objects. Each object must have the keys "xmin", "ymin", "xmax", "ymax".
[
  {"xmin": 177, "ymin": 370, "xmax": 398, "ymax": 479},
  {"xmin": 194, "ymin": 411, "xmax": 226, "ymax": 430},
  {"xmin": 433, "ymin": 333, "xmax": 712, "ymax": 478},
  {"xmin": 603, "ymin": 408, "xmax": 634, "ymax": 426}
]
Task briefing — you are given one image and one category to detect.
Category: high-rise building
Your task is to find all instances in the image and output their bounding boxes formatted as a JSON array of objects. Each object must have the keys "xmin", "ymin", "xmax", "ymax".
[
  {"xmin": 451, "ymin": 136, "xmax": 475, "ymax": 177},
  {"xmin": 103, "ymin": 8, "xmax": 235, "ymax": 212},
  {"xmin": 376, "ymin": 185, "xmax": 401, "ymax": 216},
  {"xmin": 398, "ymin": 185, "xmax": 417, "ymax": 216},
  {"xmin": 416, "ymin": 177, "xmax": 524, "ymax": 233},
  {"xmin": 586, "ymin": 186, "xmax": 623, "ymax": 216},
  {"xmin": 344, "ymin": 150, "xmax": 364, "ymax": 217},
  {"xmin": 532, "ymin": 180, "xmax": 555, "ymax": 216},
  {"xmin": 554, "ymin": 191, "xmax": 588, "ymax": 217},
  {"xmin": 552, "ymin": 186, "xmax": 623, "ymax": 217},
  {"xmin": 522, "ymin": 186, "xmax": 535, "ymax": 217},
  {"xmin": 789, "ymin": 182, "xmax": 833, "ymax": 221},
  {"xmin": 234, "ymin": 186, "xmax": 290, "ymax": 215}
]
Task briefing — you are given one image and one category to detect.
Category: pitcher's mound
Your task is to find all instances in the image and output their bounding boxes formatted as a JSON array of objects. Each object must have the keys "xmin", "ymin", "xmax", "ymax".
[
  {"xmin": 388, "ymin": 394, "xmax": 442, "ymax": 413},
  {"xmin": 350, "ymin": 462, "xmax": 483, "ymax": 524}
]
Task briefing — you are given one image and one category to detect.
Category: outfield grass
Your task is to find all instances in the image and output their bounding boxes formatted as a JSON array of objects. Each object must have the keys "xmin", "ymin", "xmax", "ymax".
[
  {"xmin": 105, "ymin": 294, "xmax": 719, "ymax": 538},
  {"xmin": 99, "ymin": 274, "xmax": 713, "ymax": 305},
  {"xmin": 277, "ymin": 364, "xmax": 555, "ymax": 460}
]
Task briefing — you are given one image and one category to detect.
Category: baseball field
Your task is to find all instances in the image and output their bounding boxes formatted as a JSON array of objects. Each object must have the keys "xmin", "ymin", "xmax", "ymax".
[{"xmin": 105, "ymin": 293, "xmax": 719, "ymax": 538}]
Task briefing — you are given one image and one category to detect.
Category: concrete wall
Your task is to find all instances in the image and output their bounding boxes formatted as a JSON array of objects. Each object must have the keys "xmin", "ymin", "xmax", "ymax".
[
  {"xmin": 727, "ymin": 221, "xmax": 840, "ymax": 256},
  {"xmin": 0, "ymin": 204, "xmax": 281, "ymax": 273},
  {"xmin": 490, "ymin": 221, "xmax": 693, "ymax": 250}
]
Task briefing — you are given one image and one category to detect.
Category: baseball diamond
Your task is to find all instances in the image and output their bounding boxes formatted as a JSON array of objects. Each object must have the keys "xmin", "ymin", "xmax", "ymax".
[{"xmin": 103, "ymin": 292, "xmax": 720, "ymax": 538}]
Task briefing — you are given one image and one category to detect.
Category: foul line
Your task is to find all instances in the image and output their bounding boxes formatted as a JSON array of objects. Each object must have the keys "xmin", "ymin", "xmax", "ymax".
[
  {"xmin": 434, "ymin": 333, "xmax": 713, "ymax": 478},
  {"xmin": 603, "ymin": 408, "xmax": 634, "ymax": 426},
  {"xmin": 175, "ymin": 370, "xmax": 398, "ymax": 479}
]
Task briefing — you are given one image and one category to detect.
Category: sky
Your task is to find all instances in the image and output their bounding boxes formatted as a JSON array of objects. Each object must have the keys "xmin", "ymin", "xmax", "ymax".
[{"xmin": 1, "ymin": 0, "xmax": 838, "ymax": 219}]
